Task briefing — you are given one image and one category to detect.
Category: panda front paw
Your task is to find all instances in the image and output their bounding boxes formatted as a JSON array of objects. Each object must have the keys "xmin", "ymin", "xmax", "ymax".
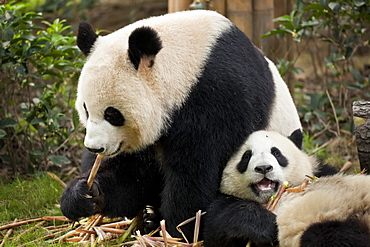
[
  {"xmin": 60, "ymin": 178, "xmax": 103, "ymax": 221},
  {"xmin": 143, "ymin": 205, "xmax": 161, "ymax": 234}
]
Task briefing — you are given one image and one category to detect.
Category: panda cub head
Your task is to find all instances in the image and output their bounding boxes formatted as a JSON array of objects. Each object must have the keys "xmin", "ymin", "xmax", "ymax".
[{"xmin": 220, "ymin": 129, "xmax": 317, "ymax": 204}]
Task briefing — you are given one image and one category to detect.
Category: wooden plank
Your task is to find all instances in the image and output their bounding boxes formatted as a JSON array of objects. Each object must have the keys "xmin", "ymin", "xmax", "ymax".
[
  {"xmin": 226, "ymin": 0, "xmax": 253, "ymax": 39},
  {"xmin": 168, "ymin": 0, "xmax": 192, "ymax": 13}
]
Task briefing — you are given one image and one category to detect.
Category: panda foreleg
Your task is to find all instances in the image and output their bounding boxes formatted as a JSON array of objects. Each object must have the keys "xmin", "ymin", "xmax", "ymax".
[
  {"xmin": 61, "ymin": 148, "xmax": 163, "ymax": 222},
  {"xmin": 300, "ymin": 219, "xmax": 370, "ymax": 247},
  {"xmin": 204, "ymin": 195, "xmax": 278, "ymax": 247},
  {"xmin": 60, "ymin": 177, "xmax": 100, "ymax": 221}
]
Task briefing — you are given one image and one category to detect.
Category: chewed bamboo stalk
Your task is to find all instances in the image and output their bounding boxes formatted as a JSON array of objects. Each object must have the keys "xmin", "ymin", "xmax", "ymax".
[{"xmin": 87, "ymin": 154, "xmax": 104, "ymax": 189}]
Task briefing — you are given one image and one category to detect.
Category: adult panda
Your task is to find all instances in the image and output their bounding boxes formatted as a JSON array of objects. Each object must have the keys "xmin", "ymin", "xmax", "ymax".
[
  {"xmin": 206, "ymin": 130, "xmax": 369, "ymax": 247},
  {"xmin": 60, "ymin": 10, "xmax": 302, "ymax": 240}
]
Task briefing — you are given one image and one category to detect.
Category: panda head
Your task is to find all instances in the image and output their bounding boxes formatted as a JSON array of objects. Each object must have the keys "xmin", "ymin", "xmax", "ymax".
[
  {"xmin": 74, "ymin": 11, "xmax": 231, "ymax": 157},
  {"xmin": 220, "ymin": 129, "xmax": 316, "ymax": 204},
  {"xmin": 75, "ymin": 22, "xmax": 165, "ymax": 156}
]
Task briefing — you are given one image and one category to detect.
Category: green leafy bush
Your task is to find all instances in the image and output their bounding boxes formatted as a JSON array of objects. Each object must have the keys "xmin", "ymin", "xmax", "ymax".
[
  {"xmin": 0, "ymin": 3, "xmax": 85, "ymax": 174},
  {"xmin": 263, "ymin": 0, "xmax": 370, "ymax": 137}
]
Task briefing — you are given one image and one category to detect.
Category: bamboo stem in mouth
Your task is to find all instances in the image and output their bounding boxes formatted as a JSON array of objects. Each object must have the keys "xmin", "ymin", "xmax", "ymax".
[{"xmin": 87, "ymin": 154, "xmax": 104, "ymax": 190}]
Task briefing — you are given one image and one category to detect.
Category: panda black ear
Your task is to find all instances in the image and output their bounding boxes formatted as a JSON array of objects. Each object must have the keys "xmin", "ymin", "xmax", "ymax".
[
  {"xmin": 77, "ymin": 22, "xmax": 98, "ymax": 56},
  {"xmin": 128, "ymin": 26, "xmax": 162, "ymax": 70},
  {"xmin": 288, "ymin": 129, "xmax": 303, "ymax": 150}
]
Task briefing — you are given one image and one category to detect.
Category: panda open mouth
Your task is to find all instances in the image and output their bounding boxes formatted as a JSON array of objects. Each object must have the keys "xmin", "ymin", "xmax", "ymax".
[{"xmin": 253, "ymin": 178, "xmax": 279, "ymax": 192}]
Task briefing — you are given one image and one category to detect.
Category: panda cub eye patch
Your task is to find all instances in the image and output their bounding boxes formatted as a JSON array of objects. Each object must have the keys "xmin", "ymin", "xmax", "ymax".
[
  {"xmin": 104, "ymin": 107, "xmax": 125, "ymax": 126},
  {"xmin": 237, "ymin": 150, "xmax": 252, "ymax": 173},
  {"xmin": 271, "ymin": 147, "xmax": 288, "ymax": 167}
]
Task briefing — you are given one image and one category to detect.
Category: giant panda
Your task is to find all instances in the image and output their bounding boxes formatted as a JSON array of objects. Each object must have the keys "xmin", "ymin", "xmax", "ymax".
[
  {"xmin": 60, "ymin": 10, "xmax": 302, "ymax": 241},
  {"xmin": 206, "ymin": 129, "xmax": 368, "ymax": 247}
]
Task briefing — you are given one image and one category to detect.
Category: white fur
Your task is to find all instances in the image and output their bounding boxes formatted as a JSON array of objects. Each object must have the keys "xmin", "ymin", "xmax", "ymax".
[
  {"xmin": 221, "ymin": 130, "xmax": 316, "ymax": 203},
  {"xmin": 275, "ymin": 174, "xmax": 370, "ymax": 247},
  {"xmin": 264, "ymin": 58, "xmax": 301, "ymax": 136},
  {"xmin": 76, "ymin": 10, "xmax": 232, "ymax": 155}
]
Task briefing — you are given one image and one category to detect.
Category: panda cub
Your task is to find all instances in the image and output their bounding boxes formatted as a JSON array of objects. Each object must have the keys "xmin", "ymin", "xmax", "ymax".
[
  {"xmin": 204, "ymin": 129, "xmax": 315, "ymax": 247},
  {"xmin": 208, "ymin": 130, "xmax": 370, "ymax": 247}
]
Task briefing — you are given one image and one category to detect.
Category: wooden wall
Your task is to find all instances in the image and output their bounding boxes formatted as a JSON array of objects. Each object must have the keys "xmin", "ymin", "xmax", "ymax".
[{"xmin": 168, "ymin": 0, "xmax": 294, "ymax": 63}]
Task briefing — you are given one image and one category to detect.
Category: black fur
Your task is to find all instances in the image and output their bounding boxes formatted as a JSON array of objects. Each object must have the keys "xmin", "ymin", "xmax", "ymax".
[
  {"xmin": 62, "ymin": 22, "xmax": 276, "ymax": 242},
  {"xmin": 77, "ymin": 22, "xmax": 98, "ymax": 56},
  {"xmin": 204, "ymin": 195, "xmax": 277, "ymax": 247},
  {"xmin": 314, "ymin": 163, "xmax": 338, "ymax": 177},
  {"xmin": 300, "ymin": 218, "xmax": 370, "ymax": 247},
  {"xmin": 271, "ymin": 147, "xmax": 288, "ymax": 167},
  {"xmin": 158, "ymin": 25, "xmax": 274, "ymax": 238},
  {"xmin": 128, "ymin": 26, "xmax": 162, "ymax": 70},
  {"xmin": 104, "ymin": 107, "xmax": 124, "ymax": 126},
  {"xmin": 288, "ymin": 128, "xmax": 303, "ymax": 149},
  {"xmin": 60, "ymin": 148, "xmax": 163, "ymax": 221},
  {"xmin": 237, "ymin": 150, "xmax": 252, "ymax": 173}
]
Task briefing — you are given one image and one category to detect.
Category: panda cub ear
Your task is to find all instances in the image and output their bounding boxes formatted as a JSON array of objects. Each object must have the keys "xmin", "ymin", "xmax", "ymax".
[
  {"xmin": 128, "ymin": 26, "xmax": 163, "ymax": 70},
  {"xmin": 77, "ymin": 22, "xmax": 98, "ymax": 57},
  {"xmin": 288, "ymin": 129, "xmax": 304, "ymax": 150}
]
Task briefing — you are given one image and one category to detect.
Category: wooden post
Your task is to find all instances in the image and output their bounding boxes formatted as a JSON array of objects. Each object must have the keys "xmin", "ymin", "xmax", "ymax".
[
  {"xmin": 212, "ymin": 0, "xmax": 226, "ymax": 16},
  {"xmin": 353, "ymin": 101, "xmax": 370, "ymax": 174},
  {"xmin": 226, "ymin": 0, "xmax": 253, "ymax": 40},
  {"xmin": 273, "ymin": 0, "xmax": 295, "ymax": 93},
  {"xmin": 168, "ymin": 0, "xmax": 193, "ymax": 13},
  {"xmin": 253, "ymin": 0, "xmax": 274, "ymax": 56}
]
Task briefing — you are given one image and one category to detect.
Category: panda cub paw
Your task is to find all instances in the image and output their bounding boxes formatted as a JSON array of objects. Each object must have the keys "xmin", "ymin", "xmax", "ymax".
[{"xmin": 60, "ymin": 177, "xmax": 103, "ymax": 221}]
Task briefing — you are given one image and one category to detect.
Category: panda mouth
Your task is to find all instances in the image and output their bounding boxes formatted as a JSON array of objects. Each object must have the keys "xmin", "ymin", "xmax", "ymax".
[
  {"xmin": 253, "ymin": 178, "xmax": 279, "ymax": 192},
  {"xmin": 107, "ymin": 142, "xmax": 123, "ymax": 157}
]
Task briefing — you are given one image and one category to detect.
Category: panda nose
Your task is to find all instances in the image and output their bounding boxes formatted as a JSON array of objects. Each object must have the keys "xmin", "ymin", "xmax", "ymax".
[
  {"xmin": 86, "ymin": 147, "xmax": 105, "ymax": 154},
  {"xmin": 255, "ymin": 165, "xmax": 273, "ymax": 174}
]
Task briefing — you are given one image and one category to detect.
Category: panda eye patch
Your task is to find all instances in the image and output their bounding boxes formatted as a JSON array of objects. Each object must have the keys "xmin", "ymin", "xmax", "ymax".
[
  {"xmin": 271, "ymin": 147, "xmax": 288, "ymax": 167},
  {"xmin": 271, "ymin": 147, "xmax": 281, "ymax": 158},
  {"xmin": 237, "ymin": 150, "xmax": 252, "ymax": 173},
  {"xmin": 83, "ymin": 103, "xmax": 89, "ymax": 119},
  {"xmin": 104, "ymin": 107, "xmax": 125, "ymax": 126}
]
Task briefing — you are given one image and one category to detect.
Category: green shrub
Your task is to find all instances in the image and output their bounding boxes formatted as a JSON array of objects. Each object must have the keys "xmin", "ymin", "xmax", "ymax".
[
  {"xmin": 0, "ymin": 3, "xmax": 85, "ymax": 174},
  {"xmin": 263, "ymin": 0, "xmax": 370, "ymax": 137}
]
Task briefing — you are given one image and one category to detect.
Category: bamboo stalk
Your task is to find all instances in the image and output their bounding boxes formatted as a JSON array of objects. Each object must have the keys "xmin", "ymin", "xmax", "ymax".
[
  {"xmin": 47, "ymin": 172, "xmax": 66, "ymax": 188},
  {"xmin": 161, "ymin": 220, "xmax": 168, "ymax": 247},
  {"xmin": 87, "ymin": 154, "xmax": 104, "ymax": 189},
  {"xmin": 19, "ymin": 229, "xmax": 65, "ymax": 247},
  {"xmin": 98, "ymin": 226, "xmax": 125, "ymax": 234},
  {"xmin": 176, "ymin": 212, "xmax": 206, "ymax": 244},
  {"xmin": 118, "ymin": 217, "xmax": 137, "ymax": 243},
  {"xmin": 268, "ymin": 182, "xmax": 288, "ymax": 212},
  {"xmin": 0, "ymin": 218, "xmax": 42, "ymax": 231},
  {"xmin": 14, "ymin": 221, "xmax": 46, "ymax": 241},
  {"xmin": 0, "ymin": 219, "xmax": 16, "ymax": 247},
  {"xmin": 81, "ymin": 215, "xmax": 102, "ymax": 241},
  {"xmin": 100, "ymin": 219, "xmax": 132, "ymax": 228},
  {"xmin": 193, "ymin": 210, "xmax": 202, "ymax": 244}
]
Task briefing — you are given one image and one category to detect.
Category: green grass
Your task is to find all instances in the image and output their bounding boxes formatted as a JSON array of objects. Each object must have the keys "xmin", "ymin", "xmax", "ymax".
[{"xmin": 0, "ymin": 173, "xmax": 74, "ymax": 246}]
